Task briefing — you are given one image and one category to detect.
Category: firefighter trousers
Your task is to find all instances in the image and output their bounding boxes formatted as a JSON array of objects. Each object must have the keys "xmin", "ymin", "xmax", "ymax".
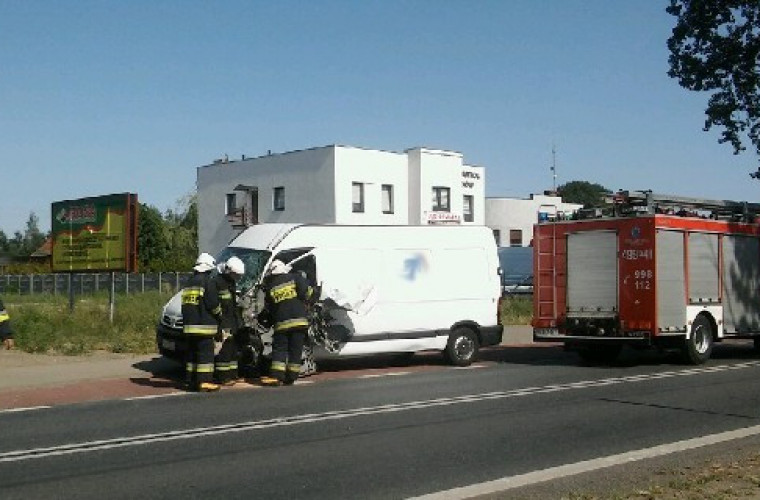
[
  {"xmin": 214, "ymin": 335, "xmax": 240, "ymax": 384},
  {"xmin": 270, "ymin": 327, "xmax": 306, "ymax": 385},
  {"xmin": 185, "ymin": 336, "xmax": 215, "ymax": 390}
]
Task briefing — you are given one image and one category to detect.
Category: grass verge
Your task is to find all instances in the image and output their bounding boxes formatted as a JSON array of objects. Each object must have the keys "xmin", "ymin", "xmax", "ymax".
[
  {"xmin": 4, "ymin": 292, "xmax": 171, "ymax": 355},
  {"xmin": 567, "ymin": 452, "xmax": 760, "ymax": 499}
]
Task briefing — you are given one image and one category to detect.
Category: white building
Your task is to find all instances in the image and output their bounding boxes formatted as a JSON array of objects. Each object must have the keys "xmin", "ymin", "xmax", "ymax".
[
  {"xmin": 485, "ymin": 194, "xmax": 582, "ymax": 247},
  {"xmin": 197, "ymin": 145, "xmax": 486, "ymax": 254}
]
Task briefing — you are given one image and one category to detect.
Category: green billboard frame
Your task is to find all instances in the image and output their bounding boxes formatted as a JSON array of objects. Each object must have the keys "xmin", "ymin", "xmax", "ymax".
[{"xmin": 51, "ymin": 193, "xmax": 139, "ymax": 273}]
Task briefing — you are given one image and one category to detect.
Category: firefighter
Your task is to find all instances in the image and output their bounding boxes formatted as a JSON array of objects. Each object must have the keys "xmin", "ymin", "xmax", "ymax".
[
  {"xmin": 0, "ymin": 296, "xmax": 14, "ymax": 350},
  {"xmin": 214, "ymin": 256, "xmax": 246, "ymax": 386},
  {"xmin": 182, "ymin": 252, "xmax": 223, "ymax": 392},
  {"xmin": 259, "ymin": 259, "xmax": 313, "ymax": 386}
]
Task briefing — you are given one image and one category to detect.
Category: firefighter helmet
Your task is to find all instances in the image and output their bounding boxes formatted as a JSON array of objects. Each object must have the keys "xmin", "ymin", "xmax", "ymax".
[
  {"xmin": 193, "ymin": 252, "xmax": 216, "ymax": 273},
  {"xmin": 225, "ymin": 256, "xmax": 245, "ymax": 276}
]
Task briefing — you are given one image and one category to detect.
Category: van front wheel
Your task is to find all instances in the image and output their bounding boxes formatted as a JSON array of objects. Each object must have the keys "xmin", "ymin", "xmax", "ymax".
[{"xmin": 444, "ymin": 328, "xmax": 479, "ymax": 367}]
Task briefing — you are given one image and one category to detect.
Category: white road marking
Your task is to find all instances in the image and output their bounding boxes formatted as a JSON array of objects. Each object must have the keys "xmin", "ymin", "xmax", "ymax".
[
  {"xmin": 124, "ymin": 392, "xmax": 187, "ymax": 401},
  {"xmin": 0, "ymin": 406, "xmax": 52, "ymax": 414},
  {"xmin": 409, "ymin": 424, "xmax": 760, "ymax": 499},
  {"xmin": 360, "ymin": 372, "xmax": 411, "ymax": 379},
  {"xmin": 1, "ymin": 360, "xmax": 759, "ymax": 464}
]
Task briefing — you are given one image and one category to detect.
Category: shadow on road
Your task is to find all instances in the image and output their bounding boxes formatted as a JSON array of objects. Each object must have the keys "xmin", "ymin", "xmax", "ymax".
[{"xmin": 131, "ymin": 357, "xmax": 184, "ymax": 387}]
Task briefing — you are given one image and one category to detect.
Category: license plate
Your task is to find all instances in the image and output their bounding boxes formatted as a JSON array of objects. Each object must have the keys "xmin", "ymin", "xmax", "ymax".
[{"xmin": 162, "ymin": 339, "xmax": 176, "ymax": 351}]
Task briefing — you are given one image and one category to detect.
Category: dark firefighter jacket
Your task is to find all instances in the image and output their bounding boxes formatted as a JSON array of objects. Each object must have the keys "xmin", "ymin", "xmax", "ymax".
[
  {"xmin": 181, "ymin": 272, "xmax": 222, "ymax": 336},
  {"xmin": 262, "ymin": 272, "xmax": 313, "ymax": 333},
  {"xmin": 0, "ymin": 298, "xmax": 12, "ymax": 341},
  {"xmin": 215, "ymin": 273, "xmax": 241, "ymax": 335}
]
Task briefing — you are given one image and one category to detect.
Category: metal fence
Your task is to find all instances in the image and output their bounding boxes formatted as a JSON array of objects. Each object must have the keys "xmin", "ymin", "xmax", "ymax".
[{"xmin": 0, "ymin": 272, "xmax": 194, "ymax": 295}]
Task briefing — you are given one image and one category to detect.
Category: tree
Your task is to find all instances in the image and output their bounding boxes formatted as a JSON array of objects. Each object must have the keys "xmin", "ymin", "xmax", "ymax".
[
  {"xmin": 666, "ymin": 1, "xmax": 760, "ymax": 170},
  {"xmin": 163, "ymin": 194, "xmax": 198, "ymax": 271},
  {"xmin": 2, "ymin": 212, "xmax": 46, "ymax": 258},
  {"xmin": 557, "ymin": 181, "xmax": 610, "ymax": 208},
  {"xmin": 22, "ymin": 212, "xmax": 45, "ymax": 256},
  {"xmin": 137, "ymin": 203, "xmax": 169, "ymax": 271}
]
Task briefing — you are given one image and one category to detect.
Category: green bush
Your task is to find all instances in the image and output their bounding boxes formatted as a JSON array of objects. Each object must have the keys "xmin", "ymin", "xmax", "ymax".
[{"xmin": 500, "ymin": 295, "xmax": 533, "ymax": 325}]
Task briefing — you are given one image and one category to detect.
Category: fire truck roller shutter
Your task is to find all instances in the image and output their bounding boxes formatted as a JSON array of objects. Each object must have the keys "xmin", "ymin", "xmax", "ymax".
[
  {"xmin": 722, "ymin": 235, "xmax": 760, "ymax": 334},
  {"xmin": 656, "ymin": 230, "xmax": 686, "ymax": 332},
  {"xmin": 567, "ymin": 231, "xmax": 617, "ymax": 315}
]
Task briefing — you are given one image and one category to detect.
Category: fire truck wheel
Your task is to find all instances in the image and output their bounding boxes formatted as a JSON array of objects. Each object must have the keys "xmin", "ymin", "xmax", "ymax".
[
  {"xmin": 444, "ymin": 327, "xmax": 479, "ymax": 367},
  {"xmin": 682, "ymin": 315, "xmax": 714, "ymax": 365}
]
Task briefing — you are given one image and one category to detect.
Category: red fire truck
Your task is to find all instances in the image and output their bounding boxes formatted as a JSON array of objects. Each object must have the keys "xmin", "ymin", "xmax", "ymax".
[{"xmin": 532, "ymin": 190, "xmax": 760, "ymax": 364}]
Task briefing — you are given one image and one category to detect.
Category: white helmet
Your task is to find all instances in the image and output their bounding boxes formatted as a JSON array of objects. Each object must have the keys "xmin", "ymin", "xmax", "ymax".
[
  {"xmin": 193, "ymin": 252, "xmax": 216, "ymax": 273},
  {"xmin": 225, "ymin": 256, "xmax": 245, "ymax": 276},
  {"xmin": 269, "ymin": 259, "xmax": 289, "ymax": 275}
]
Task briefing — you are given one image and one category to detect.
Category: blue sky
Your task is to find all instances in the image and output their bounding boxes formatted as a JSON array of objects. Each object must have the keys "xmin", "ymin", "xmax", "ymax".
[{"xmin": 1, "ymin": 1, "xmax": 757, "ymax": 234}]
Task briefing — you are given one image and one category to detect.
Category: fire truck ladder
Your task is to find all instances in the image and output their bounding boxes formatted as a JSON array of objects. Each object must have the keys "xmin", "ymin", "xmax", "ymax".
[
  {"xmin": 611, "ymin": 190, "xmax": 760, "ymax": 221},
  {"xmin": 536, "ymin": 204, "xmax": 558, "ymax": 321}
]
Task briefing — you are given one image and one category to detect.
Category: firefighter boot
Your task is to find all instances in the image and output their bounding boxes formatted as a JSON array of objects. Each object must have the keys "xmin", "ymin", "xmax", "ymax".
[
  {"xmin": 259, "ymin": 376, "xmax": 283, "ymax": 387},
  {"xmin": 199, "ymin": 382, "xmax": 221, "ymax": 392}
]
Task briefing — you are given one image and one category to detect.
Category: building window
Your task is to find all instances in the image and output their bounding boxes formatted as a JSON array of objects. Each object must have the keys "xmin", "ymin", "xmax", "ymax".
[
  {"xmin": 509, "ymin": 229, "xmax": 523, "ymax": 247},
  {"xmin": 225, "ymin": 193, "xmax": 236, "ymax": 215},
  {"xmin": 432, "ymin": 186, "xmax": 450, "ymax": 211},
  {"xmin": 463, "ymin": 195, "xmax": 474, "ymax": 222},
  {"xmin": 382, "ymin": 184, "xmax": 394, "ymax": 214},
  {"xmin": 273, "ymin": 187, "xmax": 285, "ymax": 211},
  {"xmin": 493, "ymin": 229, "xmax": 501, "ymax": 246},
  {"xmin": 352, "ymin": 182, "xmax": 364, "ymax": 213}
]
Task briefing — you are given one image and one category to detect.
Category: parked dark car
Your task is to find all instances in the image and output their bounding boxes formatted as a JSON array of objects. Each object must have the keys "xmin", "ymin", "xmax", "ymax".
[{"xmin": 498, "ymin": 246, "xmax": 533, "ymax": 295}]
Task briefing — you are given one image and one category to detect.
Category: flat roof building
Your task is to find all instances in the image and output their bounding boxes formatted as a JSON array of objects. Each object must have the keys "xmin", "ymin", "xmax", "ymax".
[
  {"xmin": 197, "ymin": 145, "xmax": 486, "ymax": 254},
  {"xmin": 485, "ymin": 194, "xmax": 581, "ymax": 247}
]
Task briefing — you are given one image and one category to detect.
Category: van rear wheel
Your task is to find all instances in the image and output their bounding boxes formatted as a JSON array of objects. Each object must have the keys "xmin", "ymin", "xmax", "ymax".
[{"xmin": 444, "ymin": 327, "xmax": 479, "ymax": 367}]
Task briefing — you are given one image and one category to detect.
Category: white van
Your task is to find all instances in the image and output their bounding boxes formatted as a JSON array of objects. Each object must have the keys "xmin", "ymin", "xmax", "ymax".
[{"xmin": 157, "ymin": 223, "xmax": 503, "ymax": 367}]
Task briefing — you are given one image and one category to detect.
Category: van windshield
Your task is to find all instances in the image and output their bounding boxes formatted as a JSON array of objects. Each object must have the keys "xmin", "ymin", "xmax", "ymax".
[{"xmin": 215, "ymin": 247, "xmax": 271, "ymax": 293}]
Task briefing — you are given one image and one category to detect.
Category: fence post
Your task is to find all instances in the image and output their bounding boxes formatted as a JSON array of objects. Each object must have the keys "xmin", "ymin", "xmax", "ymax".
[{"xmin": 68, "ymin": 273, "xmax": 74, "ymax": 312}]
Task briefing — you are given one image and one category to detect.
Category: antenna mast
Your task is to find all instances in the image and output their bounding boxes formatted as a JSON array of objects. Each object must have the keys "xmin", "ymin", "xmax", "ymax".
[{"xmin": 551, "ymin": 145, "xmax": 557, "ymax": 193}]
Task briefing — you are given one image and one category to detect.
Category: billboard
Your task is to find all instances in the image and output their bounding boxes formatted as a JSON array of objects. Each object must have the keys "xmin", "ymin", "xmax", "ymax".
[{"xmin": 51, "ymin": 193, "xmax": 139, "ymax": 273}]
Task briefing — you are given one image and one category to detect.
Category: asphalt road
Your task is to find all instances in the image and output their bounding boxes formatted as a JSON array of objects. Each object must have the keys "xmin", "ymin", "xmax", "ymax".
[{"xmin": 2, "ymin": 340, "xmax": 760, "ymax": 499}]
